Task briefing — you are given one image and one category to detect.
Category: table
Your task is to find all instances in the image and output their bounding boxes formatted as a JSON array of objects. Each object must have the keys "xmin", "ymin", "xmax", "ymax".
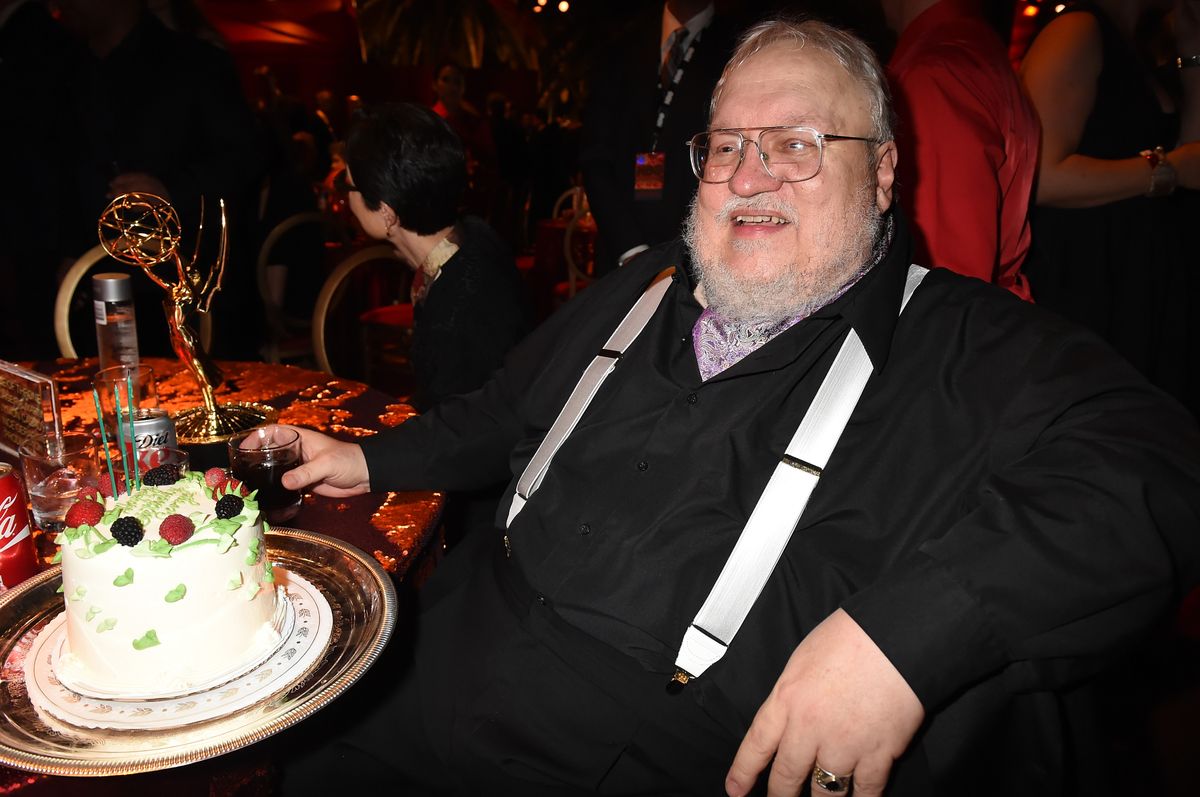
[{"xmin": 1, "ymin": 357, "xmax": 443, "ymax": 794}]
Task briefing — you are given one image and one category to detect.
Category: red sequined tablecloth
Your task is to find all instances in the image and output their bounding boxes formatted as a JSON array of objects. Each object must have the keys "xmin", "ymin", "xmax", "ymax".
[{"xmin": 34, "ymin": 358, "xmax": 443, "ymax": 580}]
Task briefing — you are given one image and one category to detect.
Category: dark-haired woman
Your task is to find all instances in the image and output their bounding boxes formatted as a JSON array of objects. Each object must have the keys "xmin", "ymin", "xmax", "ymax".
[{"xmin": 344, "ymin": 101, "xmax": 528, "ymax": 412}]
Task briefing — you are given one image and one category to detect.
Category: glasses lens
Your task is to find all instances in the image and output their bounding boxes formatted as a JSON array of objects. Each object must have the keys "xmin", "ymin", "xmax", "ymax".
[
  {"xmin": 693, "ymin": 132, "xmax": 743, "ymax": 183},
  {"xmin": 759, "ymin": 128, "xmax": 820, "ymax": 182}
]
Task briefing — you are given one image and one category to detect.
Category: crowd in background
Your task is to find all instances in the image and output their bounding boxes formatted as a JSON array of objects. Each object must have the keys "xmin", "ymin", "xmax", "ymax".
[{"xmin": 0, "ymin": 0, "xmax": 1196, "ymax": 421}]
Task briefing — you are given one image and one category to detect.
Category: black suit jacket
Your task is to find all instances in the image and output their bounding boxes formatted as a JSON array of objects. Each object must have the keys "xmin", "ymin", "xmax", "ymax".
[{"xmin": 580, "ymin": 12, "xmax": 739, "ymax": 275}]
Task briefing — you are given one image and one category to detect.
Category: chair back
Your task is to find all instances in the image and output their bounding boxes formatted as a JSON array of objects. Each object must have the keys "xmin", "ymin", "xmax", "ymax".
[
  {"xmin": 256, "ymin": 211, "xmax": 350, "ymax": 363},
  {"xmin": 312, "ymin": 244, "xmax": 408, "ymax": 376}
]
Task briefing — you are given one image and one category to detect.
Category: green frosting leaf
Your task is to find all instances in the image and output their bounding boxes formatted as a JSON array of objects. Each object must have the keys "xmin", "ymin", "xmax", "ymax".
[
  {"xmin": 92, "ymin": 539, "xmax": 117, "ymax": 555},
  {"xmin": 101, "ymin": 508, "xmax": 121, "ymax": 525},
  {"xmin": 130, "ymin": 539, "xmax": 173, "ymax": 558},
  {"xmin": 245, "ymin": 538, "xmax": 261, "ymax": 565},
  {"xmin": 96, "ymin": 618, "xmax": 116, "ymax": 632},
  {"xmin": 51, "ymin": 549, "xmax": 62, "ymax": 564},
  {"xmin": 172, "ymin": 536, "xmax": 220, "ymax": 552},
  {"xmin": 262, "ymin": 560, "xmax": 275, "ymax": 583},
  {"xmin": 55, "ymin": 583, "xmax": 64, "ymax": 594},
  {"xmin": 227, "ymin": 571, "xmax": 244, "ymax": 590},
  {"xmin": 164, "ymin": 584, "xmax": 186, "ymax": 603},
  {"xmin": 73, "ymin": 547, "xmax": 94, "ymax": 560},
  {"xmin": 246, "ymin": 582, "xmax": 262, "ymax": 600},
  {"xmin": 113, "ymin": 568, "xmax": 134, "ymax": 587},
  {"xmin": 132, "ymin": 630, "xmax": 160, "ymax": 650},
  {"xmin": 63, "ymin": 526, "xmax": 83, "ymax": 542},
  {"xmin": 53, "ymin": 532, "xmax": 66, "ymax": 545},
  {"xmin": 85, "ymin": 606, "xmax": 101, "ymax": 621},
  {"xmin": 216, "ymin": 534, "xmax": 236, "ymax": 554},
  {"xmin": 70, "ymin": 585, "xmax": 86, "ymax": 602},
  {"xmin": 148, "ymin": 539, "xmax": 173, "ymax": 555}
]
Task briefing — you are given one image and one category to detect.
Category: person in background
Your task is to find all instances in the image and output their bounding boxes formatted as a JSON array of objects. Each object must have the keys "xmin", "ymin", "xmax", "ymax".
[
  {"xmin": 276, "ymin": 18, "xmax": 1200, "ymax": 796},
  {"xmin": 883, "ymin": 0, "xmax": 1038, "ymax": 299},
  {"xmin": 431, "ymin": 60, "xmax": 495, "ymax": 220},
  {"xmin": 581, "ymin": 0, "xmax": 738, "ymax": 276},
  {"xmin": 1021, "ymin": 0, "xmax": 1200, "ymax": 417},
  {"xmin": 342, "ymin": 102, "xmax": 526, "ymax": 411},
  {"xmin": 49, "ymin": 0, "xmax": 263, "ymax": 358}
]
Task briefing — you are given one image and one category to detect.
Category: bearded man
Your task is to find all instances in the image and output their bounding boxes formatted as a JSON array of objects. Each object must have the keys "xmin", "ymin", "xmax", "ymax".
[{"xmin": 277, "ymin": 18, "xmax": 1200, "ymax": 797}]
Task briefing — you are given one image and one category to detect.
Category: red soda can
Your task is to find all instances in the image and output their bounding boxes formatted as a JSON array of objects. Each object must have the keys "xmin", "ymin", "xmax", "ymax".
[{"xmin": 0, "ymin": 461, "xmax": 39, "ymax": 592}]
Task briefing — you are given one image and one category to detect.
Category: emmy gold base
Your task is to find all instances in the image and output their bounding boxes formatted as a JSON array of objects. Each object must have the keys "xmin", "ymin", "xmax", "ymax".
[{"xmin": 172, "ymin": 401, "xmax": 278, "ymax": 446}]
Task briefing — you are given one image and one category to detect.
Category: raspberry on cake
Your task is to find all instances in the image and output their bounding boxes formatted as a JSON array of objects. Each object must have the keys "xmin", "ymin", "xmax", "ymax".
[
  {"xmin": 204, "ymin": 466, "xmax": 229, "ymax": 490},
  {"xmin": 158, "ymin": 513, "xmax": 194, "ymax": 545},
  {"xmin": 64, "ymin": 499, "xmax": 104, "ymax": 529}
]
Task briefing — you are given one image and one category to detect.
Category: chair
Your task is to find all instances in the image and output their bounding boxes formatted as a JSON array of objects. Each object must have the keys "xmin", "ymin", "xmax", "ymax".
[
  {"xmin": 255, "ymin": 211, "xmax": 351, "ymax": 364},
  {"xmin": 312, "ymin": 244, "xmax": 413, "ymax": 389},
  {"xmin": 54, "ymin": 245, "xmax": 212, "ymax": 358}
]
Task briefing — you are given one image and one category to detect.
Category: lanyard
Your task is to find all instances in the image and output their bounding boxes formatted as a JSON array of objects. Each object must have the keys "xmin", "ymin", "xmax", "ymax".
[{"xmin": 651, "ymin": 29, "xmax": 702, "ymax": 153}]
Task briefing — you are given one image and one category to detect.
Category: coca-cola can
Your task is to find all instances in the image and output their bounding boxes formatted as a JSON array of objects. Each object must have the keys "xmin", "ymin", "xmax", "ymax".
[
  {"xmin": 0, "ymin": 461, "xmax": 39, "ymax": 592},
  {"xmin": 118, "ymin": 408, "xmax": 178, "ymax": 468}
]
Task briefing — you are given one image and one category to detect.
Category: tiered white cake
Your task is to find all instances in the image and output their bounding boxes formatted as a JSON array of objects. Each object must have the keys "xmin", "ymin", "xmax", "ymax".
[{"xmin": 54, "ymin": 471, "xmax": 283, "ymax": 695}]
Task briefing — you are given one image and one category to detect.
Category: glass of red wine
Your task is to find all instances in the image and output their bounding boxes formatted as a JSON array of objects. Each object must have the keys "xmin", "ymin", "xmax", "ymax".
[{"xmin": 226, "ymin": 425, "xmax": 302, "ymax": 524}]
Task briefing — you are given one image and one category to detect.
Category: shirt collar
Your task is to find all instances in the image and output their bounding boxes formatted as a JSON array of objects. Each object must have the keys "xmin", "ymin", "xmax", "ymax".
[
  {"xmin": 814, "ymin": 208, "xmax": 915, "ymax": 372},
  {"xmin": 661, "ymin": 2, "xmax": 715, "ymax": 54}
]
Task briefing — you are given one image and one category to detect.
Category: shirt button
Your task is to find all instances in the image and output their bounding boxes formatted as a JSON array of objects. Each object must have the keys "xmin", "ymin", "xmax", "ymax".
[
  {"xmin": 579, "ymin": 523, "xmax": 591, "ymax": 536},
  {"xmin": 637, "ymin": 460, "xmax": 649, "ymax": 471},
  {"xmin": 686, "ymin": 392, "xmax": 698, "ymax": 404},
  {"xmin": 536, "ymin": 593, "xmax": 547, "ymax": 605}
]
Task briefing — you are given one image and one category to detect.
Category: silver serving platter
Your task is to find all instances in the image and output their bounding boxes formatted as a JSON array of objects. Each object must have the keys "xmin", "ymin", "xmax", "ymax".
[{"xmin": 0, "ymin": 528, "xmax": 396, "ymax": 776}]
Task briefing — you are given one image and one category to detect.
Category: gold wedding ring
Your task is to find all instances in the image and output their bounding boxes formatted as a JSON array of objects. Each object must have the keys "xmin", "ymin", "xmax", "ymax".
[{"xmin": 812, "ymin": 761, "xmax": 853, "ymax": 793}]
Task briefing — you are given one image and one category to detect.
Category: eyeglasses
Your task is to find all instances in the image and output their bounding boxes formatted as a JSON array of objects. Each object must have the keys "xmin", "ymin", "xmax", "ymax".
[{"xmin": 687, "ymin": 126, "xmax": 876, "ymax": 184}]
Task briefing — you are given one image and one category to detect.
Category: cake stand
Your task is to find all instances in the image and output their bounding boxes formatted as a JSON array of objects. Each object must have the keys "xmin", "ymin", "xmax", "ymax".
[{"xmin": 0, "ymin": 528, "xmax": 396, "ymax": 776}]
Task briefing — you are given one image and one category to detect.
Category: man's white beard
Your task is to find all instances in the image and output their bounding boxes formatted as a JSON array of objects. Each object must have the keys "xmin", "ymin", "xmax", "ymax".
[{"xmin": 683, "ymin": 187, "xmax": 883, "ymax": 326}]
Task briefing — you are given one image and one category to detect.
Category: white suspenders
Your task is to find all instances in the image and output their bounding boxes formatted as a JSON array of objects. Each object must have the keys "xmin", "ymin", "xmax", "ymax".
[{"xmin": 506, "ymin": 264, "xmax": 929, "ymax": 686}]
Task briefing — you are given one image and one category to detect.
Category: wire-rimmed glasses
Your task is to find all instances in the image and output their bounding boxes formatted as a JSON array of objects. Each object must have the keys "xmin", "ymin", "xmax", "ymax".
[{"xmin": 687, "ymin": 126, "xmax": 876, "ymax": 184}]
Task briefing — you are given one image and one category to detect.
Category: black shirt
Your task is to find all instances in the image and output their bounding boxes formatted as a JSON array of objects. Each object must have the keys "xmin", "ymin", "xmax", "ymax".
[{"xmin": 361, "ymin": 211, "xmax": 1200, "ymax": 781}]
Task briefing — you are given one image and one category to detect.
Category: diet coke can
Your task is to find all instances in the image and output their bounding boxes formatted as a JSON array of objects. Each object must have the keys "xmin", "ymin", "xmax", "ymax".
[
  {"xmin": 119, "ymin": 408, "xmax": 178, "ymax": 468},
  {"xmin": 0, "ymin": 461, "xmax": 39, "ymax": 592}
]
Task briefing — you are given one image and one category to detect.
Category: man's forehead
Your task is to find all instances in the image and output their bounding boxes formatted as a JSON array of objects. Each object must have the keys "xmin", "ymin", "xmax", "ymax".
[{"xmin": 712, "ymin": 44, "xmax": 867, "ymax": 130}]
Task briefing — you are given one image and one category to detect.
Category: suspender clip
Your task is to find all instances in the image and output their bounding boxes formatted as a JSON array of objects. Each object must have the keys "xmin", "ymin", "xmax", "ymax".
[{"xmin": 666, "ymin": 668, "xmax": 695, "ymax": 694}]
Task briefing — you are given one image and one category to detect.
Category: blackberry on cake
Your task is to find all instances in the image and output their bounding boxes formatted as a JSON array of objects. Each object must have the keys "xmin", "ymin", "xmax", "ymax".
[
  {"xmin": 110, "ymin": 516, "xmax": 144, "ymax": 546},
  {"xmin": 142, "ymin": 464, "xmax": 182, "ymax": 486},
  {"xmin": 215, "ymin": 493, "xmax": 244, "ymax": 519}
]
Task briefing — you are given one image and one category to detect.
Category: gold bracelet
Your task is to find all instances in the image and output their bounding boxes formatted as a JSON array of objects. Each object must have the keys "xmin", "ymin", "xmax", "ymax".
[{"xmin": 1178, "ymin": 55, "xmax": 1200, "ymax": 69}]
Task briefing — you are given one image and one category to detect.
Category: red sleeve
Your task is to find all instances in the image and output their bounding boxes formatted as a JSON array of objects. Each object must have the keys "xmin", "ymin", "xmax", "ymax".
[{"xmin": 892, "ymin": 59, "xmax": 1003, "ymax": 283}]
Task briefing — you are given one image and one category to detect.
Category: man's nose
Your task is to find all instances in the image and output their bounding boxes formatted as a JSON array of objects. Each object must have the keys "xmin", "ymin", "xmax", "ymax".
[{"xmin": 728, "ymin": 141, "xmax": 783, "ymax": 196}]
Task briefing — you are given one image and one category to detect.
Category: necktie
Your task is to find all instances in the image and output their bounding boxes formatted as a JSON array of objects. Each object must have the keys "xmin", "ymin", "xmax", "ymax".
[{"xmin": 660, "ymin": 27, "xmax": 686, "ymax": 90}]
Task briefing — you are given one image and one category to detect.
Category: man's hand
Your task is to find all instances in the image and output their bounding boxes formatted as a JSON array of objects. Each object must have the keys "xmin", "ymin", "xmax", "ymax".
[
  {"xmin": 725, "ymin": 609, "xmax": 925, "ymax": 797},
  {"xmin": 280, "ymin": 427, "xmax": 371, "ymax": 497}
]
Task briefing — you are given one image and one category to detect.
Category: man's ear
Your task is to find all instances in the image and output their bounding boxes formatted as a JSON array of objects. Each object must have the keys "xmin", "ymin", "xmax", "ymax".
[{"xmin": 873, "ymin": 140, "xmax": 898, "ymax": 213}]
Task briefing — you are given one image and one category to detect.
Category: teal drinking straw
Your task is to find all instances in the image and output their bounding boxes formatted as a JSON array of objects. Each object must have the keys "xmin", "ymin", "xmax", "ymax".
[
  {"xmin": 125, "ymin": 376, "xmax": 141, "ymax": 491},
  {"xmin": 112, "ymin": 385, "xmax": 131, "ymax": 496},
  {"xmin": 92, "ymin": 388, "xmax": 117, "ymax": 501}
]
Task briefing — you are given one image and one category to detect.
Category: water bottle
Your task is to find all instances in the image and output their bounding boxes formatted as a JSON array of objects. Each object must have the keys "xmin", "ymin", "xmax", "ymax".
[{"xmin": 93, "ymin": 273, "xmax": 139, "ymax": 369}]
